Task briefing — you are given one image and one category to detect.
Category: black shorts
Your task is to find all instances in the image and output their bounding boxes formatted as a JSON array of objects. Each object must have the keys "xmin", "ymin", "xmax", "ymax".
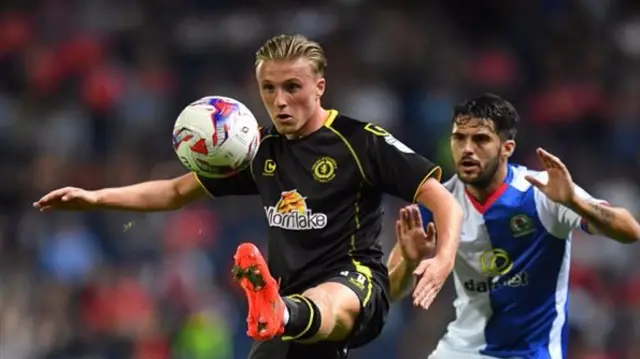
[{"xmin": 247, "ymin": 269, "xmax": 389, "ymax": 359}]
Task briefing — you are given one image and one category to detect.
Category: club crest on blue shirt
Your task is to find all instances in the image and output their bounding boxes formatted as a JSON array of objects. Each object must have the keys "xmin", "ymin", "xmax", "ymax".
[{"xmin": 510, "ymin": 214, "xmax": 535, "ymax": 237}]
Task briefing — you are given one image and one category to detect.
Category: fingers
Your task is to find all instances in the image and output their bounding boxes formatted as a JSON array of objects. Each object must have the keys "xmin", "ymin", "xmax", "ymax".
[
  {"xmin": 33, "ymin": 187, "xmax": 77, "ymax": 208},
  {"xmin": 412, "ymin": 274, "xmax": 429, "ymax": 301},
  {"xmin": 418, "ymin": 288, "xmax": 438, "ymax": 310},
  {"xmin": 402, "ymin": 207, "xmax": 410, "ymax": 225},
  {"xmin": 409, "ymin": 205, "xmax": 423, "ymax": 229},
  {"xmin": 412, "ymin": 272, "xmax": 442, "ymax": 309},
  {"xmin": 400, "ymin": 205, "xmax": 421, "ymax": 230},
  {"xmin": 34, "ymin": 188, "xmax": 67, "ymax": 207},
  {"xmin": 58, "ymin": 189, "xmax": 77, "ymax": 202},
  {"xmin": 425, "ymin": 223, "xmax": 437, "ymax": 256},
  {"xmin": 411, "ymin": 257, "xmax": 445, "ymax": 309},
  {"xmin": 425, "ymin": 222, "xmax": 435, "ymax": 236},
  {"xmin": 412, "ymin": 274, "xmax": 434, "ymax": 307},
  {"xmin": 398, "ymin": 208, "xmax": 408, "ymax": 235},
  {"xmin": 412, "ymin": 259, "xmax": 429, "ymax": 277},
  {"xmin": 524, "ymin": 175, "xmax": 545, "ymax": 189},
  {"xmin": 425, "ymin": 222, "xmax": 436, "ymax": 240},
  {"xmin": 536, "ymin": 148, "xmax": 567, "ymax": 171},
  {"xmin": 536, "ymin": 148, "xmax": 556, "ymax": 169},
  {"xmin": 395, "ymin": 219, "xmax": 403, "ymax": 240}
]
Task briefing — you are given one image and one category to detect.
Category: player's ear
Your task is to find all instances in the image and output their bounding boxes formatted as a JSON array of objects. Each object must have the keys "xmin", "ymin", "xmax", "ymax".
[
  {"xmin": 316, "ymin": 77, "xmax": 325, "ymax": 98},
  {"xmin": 502, "ymin": 140, "xmax": 516, "ymax": 158}
]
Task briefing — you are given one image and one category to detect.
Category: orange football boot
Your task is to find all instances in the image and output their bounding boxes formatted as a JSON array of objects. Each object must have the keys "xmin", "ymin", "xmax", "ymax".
[{"xmin": 232, "ymin": 243, "xmax": 285, "ymax": 341}]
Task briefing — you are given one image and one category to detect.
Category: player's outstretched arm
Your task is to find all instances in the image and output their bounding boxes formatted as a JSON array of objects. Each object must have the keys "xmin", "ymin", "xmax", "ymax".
[
  {"xmin": 525, "ymin": 148, "xmax": 640, "ymax": 244},
  {"xmin": 388, "ymin": 205, "xmax": 436, "ymax": 301},
  {"xmin": 410, "ymin": 178, "xmax": 463, "ymax": 308},
  {"xmin": 566, "ymin": 198, "xmax": 640, "ymax": 243},
  {"xmin": 415, "ymin": 178, "xmax": 462, "ymax": 265},
  {"xmin": 33, "ymin": 173, "xmax": 206, "ymax": 212}
]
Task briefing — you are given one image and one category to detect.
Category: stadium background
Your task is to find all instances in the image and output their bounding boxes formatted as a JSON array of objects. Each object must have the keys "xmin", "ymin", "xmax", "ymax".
[{"xmin": 1, "ymin": 0, "xmax": 639, "ymax": 358}]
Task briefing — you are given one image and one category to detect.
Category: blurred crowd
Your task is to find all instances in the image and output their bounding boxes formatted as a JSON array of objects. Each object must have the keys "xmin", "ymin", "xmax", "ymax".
[{"xmin": 1, "ymin": 0, "xmax": 639, "ymax": 358}]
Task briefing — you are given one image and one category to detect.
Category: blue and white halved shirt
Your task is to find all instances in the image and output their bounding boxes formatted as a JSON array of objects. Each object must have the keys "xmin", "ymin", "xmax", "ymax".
[{"xmin": 421, "ymin": 164, "xmax": 605, "ymax": 359}]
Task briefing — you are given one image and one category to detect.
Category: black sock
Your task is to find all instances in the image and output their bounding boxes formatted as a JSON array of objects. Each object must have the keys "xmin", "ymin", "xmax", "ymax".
[{"xmin": 282, "ymin": 294, "xmax": 322, "ymax": 341}]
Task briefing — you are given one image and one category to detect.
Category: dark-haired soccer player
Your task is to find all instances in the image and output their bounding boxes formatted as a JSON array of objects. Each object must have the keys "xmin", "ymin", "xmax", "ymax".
[
  {"xmin": 389, "ymin": 94, "xmax": 640, "ymax": 359},
  {"xmin": 34, "ymin": 34, "xmax": 463, "ymax": 359}
]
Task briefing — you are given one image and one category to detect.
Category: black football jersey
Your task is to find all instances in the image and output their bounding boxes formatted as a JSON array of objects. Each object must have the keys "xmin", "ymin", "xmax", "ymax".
[{"xmin": 197, "ymin": 110, "xmax": 441, "ymax": 295}]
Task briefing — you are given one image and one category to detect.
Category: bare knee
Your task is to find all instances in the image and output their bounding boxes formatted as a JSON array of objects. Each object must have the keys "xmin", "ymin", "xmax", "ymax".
[{"xmin": 303, "ymin": 282, "xmax": 361, "ymax": 342}]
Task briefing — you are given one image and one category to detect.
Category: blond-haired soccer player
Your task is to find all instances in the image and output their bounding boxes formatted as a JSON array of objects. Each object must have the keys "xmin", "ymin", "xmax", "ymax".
[{"xmin": 34, "ymin": 34, "xmax": 463, "ymax": 358}]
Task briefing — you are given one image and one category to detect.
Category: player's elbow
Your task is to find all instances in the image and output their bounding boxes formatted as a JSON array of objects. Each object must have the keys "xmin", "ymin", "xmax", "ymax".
[
  {"xmin": 612, "ymin": 208, "xmax": 640, "ymax": 244},
  {"xmin": 616, "ymin": 231, "xmax": 640, "ymax": 245},
  {"xmin": 623, "ymin": 216, "xmax": 640, "ymax": 244},
  {"xmin": 166, "ymin": 196, "xmax": 186, "ymax": 211},
  {"xmin": 628, "ymin": 232, "xmax": 640, "ymax": 244},
  {"xmin": 153, "ymin": 184, "xmax": 185, "ymax": 211},
  {"xmin": 170, "ymin": 173, "xmax": 205, "ymax": 210}
]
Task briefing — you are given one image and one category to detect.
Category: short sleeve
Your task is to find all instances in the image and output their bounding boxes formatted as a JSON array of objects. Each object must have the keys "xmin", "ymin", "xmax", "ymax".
[
  {"xmin": 193, "ymin": 126, "xmax": 273, "ymax": 197},
  {"xmin": 362, "ymin": 123, "xmax": 442, "ymax": 203},
  {"xmin": 534, "ymin": 172, "xmax": 608, "ymax": 238},
  {"xmin": 195, "ymin": 168, "xmax": 258, "ymax": 197}
]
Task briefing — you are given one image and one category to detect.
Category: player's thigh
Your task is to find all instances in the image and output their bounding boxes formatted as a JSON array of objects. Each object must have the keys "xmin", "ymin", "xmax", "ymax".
[
  {"xmin": 322, "ymin": 270, "xmax": 389, "ymax": 348},
  {"xmin": 248, "ymin": 339, "xmax": 348, "ymax": 359},
  {"xmin": 302, "ymin": 281, "xmax": 361, "ymax": 340}
]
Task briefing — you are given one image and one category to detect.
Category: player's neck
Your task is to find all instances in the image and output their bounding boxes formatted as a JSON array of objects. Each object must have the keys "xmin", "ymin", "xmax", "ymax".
[
  {"xmin": 288, "ymin": 107, "xmax": 330, "ymax": 139},
  {"xmin": 465, "ymin": 164, "xmax": 509, "ymax": 204}
]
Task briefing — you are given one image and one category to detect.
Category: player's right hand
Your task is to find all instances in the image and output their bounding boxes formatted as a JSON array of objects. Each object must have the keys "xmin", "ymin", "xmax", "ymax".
[
  {"xmin": 33, "ymin": 187, "xmax": 99, "ymax": 211},
  {"xmin": 395, "ymin": 205, "xmax": 436, "ymax": 266}
]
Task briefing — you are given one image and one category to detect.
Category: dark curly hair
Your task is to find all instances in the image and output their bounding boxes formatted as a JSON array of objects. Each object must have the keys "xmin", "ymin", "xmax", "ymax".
[{"xmin": 452, "ymin": 93, "xmax": 519, "ymax": 140}]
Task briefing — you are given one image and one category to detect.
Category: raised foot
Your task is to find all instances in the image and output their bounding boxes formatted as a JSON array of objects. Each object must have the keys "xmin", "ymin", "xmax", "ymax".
[{"xmin": 232, "ymin": 243, "xmax": 284, "ymax": 341}]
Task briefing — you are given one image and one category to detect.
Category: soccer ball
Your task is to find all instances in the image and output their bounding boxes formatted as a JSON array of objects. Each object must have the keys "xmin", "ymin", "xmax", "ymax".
[{"xmin": 172, "ymin": 96, "xmax": 260, "ymax": 178}]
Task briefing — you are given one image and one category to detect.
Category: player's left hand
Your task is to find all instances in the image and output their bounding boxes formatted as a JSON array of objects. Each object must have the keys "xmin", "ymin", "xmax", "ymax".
[
  {"xmin": 411, "ymin": 255, "xmax": 453, "ymax": 310},
  {"xmin": 524, "ymin": 148, "xmax": 576, "ymax": 206},
  {"xmin": 396, "ymin": 205, "xmax": 436, "ymax": 265}
]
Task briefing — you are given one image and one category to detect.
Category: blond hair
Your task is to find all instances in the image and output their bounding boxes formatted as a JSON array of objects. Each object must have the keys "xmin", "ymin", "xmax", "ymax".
[{"xmin": 255, "ymin": 34, "xmax": 327, "ymax": 75}]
